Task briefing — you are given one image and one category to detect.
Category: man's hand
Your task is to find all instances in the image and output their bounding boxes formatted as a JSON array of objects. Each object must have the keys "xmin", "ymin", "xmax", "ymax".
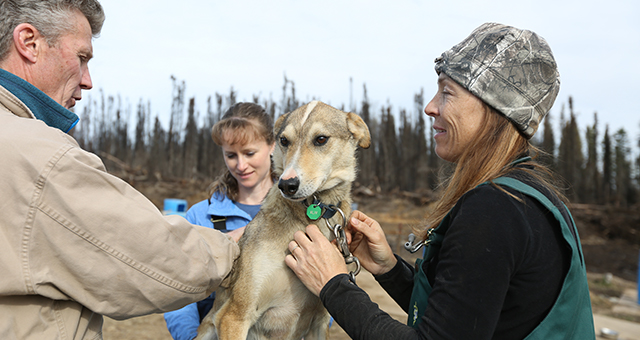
[{"xmin": 226, "ymin": 226, "xmax": 245, "ymax": 243}]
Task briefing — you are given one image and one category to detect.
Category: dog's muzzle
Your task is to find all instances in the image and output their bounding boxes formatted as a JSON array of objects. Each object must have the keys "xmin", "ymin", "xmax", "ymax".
[{"xmin": 278, "ymin": 177, "xmax": 300, "ymax": 196}]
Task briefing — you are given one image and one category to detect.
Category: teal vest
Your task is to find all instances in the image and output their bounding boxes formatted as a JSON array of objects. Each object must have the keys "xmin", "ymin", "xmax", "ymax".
[{"xmin": 408, "ymin": 177, "xmax": 596, "ymax": 339}]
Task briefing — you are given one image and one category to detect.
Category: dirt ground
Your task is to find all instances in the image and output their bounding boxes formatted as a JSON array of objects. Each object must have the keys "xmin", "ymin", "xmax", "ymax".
[{"xmin": 102, "ymin": 179, "xmax": 640, "ymax": 339}]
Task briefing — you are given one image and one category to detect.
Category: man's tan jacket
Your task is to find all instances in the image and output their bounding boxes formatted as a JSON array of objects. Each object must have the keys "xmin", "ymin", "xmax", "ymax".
[{"xmin": 0, "ymin": 84, "xmax": 240, "ymax": 339}]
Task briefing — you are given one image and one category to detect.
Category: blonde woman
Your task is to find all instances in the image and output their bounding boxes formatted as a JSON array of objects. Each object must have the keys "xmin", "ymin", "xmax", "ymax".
[{"xmin": 165, "ymin": 102, "xmax": 275, "ymax": 340}]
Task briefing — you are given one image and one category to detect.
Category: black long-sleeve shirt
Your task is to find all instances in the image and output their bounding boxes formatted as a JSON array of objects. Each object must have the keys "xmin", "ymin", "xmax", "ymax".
[{"xmin": 320, "ymin": 174, "xmax": 571, "ymax": 339}]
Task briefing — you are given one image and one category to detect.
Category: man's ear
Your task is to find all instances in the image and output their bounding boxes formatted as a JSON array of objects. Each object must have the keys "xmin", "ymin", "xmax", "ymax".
[{"xmin": 13, "ymin": 23, "xmax": 42, "ymax": 63}]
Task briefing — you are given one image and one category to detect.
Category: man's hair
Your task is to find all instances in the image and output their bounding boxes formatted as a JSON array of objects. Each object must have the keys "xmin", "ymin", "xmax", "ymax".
[
  {"xmin": 419, "ymin": 105, "xmax": 566, "ymax": 239},
  {"xmin": 0, "ymin": 0, "xmax": 105, "ymax": 62}
]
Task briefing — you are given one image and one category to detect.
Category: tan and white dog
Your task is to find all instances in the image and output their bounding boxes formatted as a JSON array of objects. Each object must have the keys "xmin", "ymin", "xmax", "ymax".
[{"xmin": 194, "ymin": 101, "xmax": 371, "ymax": 340}]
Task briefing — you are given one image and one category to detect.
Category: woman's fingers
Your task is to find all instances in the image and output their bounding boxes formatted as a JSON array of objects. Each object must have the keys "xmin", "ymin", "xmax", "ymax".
[
  {"xmin": 285, "ymin": 225, "xmax": 348, "ymax": 296},
  {"xmin": 349, "ymin": 210, "xmax": 386, "ymax": 243},
  {"xmin": 288, "ymin": 240, "xmax": 300, "ymax": 255},
  {"xmin": 346, "ymin": 210, "xmax": 397, "ymax": 275}
]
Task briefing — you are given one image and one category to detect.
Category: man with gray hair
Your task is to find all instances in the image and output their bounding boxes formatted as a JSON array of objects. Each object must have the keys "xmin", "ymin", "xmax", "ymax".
[{"xmin": 0, "ymin": 1, "xmax": 241, "ymax": 338}]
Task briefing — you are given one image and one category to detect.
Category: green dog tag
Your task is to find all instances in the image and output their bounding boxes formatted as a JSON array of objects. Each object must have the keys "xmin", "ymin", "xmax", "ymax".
[{"xmin": 306, "ymin": 204, "xmax": 322, "ymax": 220}]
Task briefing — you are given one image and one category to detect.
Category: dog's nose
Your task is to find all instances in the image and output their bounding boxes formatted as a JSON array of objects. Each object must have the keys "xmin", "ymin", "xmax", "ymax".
[{"xmin": 278, "ymin": 177, "xmax": 300, "ymax": 196}]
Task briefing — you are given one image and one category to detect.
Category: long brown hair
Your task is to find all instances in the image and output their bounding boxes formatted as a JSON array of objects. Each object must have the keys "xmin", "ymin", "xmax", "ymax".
[
  {"xmin": 421, "ymin": 104, "xmax": 566, "ymax": 239},
  {"xmin": 208, "ymin": 102, "xmax": 275, "ymax": 202}
]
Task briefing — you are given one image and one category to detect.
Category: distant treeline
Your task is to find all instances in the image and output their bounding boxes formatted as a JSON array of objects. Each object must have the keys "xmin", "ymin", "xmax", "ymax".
[{"xmin": 72, "ymin": 76, "xmax": 640, "ymax": 207}]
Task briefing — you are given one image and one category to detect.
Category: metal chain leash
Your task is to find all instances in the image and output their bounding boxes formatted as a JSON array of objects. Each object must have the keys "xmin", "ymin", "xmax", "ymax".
[
  {"xmin": 323, "ymin": 205, "xmax": 361, "ymax": 284},
  {"xmin": 304, "ymin": 196, "xmax": 361, "ymax": 284}
]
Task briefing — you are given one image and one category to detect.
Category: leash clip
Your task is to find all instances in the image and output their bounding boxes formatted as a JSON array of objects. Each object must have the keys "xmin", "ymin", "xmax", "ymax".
[
  {"xmin": 404, "ymin": 233, "xmax": 425, "ymax": 253},
  {"xmin": 404, "ymin": 228, "xmax": 435, "ymax": 254}
]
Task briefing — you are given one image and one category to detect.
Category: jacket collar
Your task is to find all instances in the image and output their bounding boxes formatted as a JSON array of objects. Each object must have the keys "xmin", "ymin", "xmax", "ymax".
[
  {"xmin": 207, "ymin": 192, "xmax": 252, "ymax": 219},
  {"xmin": 0, "ymin": 69, "xmax": 79, "ymax": 133}
]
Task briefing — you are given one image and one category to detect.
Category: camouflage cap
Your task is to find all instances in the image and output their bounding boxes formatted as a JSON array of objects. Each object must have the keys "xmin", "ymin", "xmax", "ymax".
[{"xmin": 434, "ymin": 22, "xmax": 560, "ymax": 139}]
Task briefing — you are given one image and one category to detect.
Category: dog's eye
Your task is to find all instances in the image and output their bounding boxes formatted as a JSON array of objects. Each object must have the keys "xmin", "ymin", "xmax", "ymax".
[
  {"xmin": 280, "ymin": 136, "xmax": 289, "ymax": 147},
  {"xmin": 314, "ymin": 136, "xmax": 329, "ymax": 146}
]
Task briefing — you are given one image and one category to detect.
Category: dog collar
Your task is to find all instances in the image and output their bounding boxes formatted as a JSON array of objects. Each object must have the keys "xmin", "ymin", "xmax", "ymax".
[
  {"xmin": 303, "ymin": 196, "xmax": 341, "ymax": 221},
  {"xmin": 302, "ymin": 195, "xmax": 361, "ymax": 281}
]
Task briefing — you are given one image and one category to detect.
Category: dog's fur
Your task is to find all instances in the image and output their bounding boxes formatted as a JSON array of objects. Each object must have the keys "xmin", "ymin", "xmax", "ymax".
[{"xmin": 194, "ymin": 101, "xmax": 371, "ymax": 340}]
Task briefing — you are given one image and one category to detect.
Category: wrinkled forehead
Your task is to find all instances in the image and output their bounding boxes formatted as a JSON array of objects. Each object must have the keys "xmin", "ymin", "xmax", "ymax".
[{"xmin": 437, "ymin": 72, "xmax": 464, "ymax": 90}]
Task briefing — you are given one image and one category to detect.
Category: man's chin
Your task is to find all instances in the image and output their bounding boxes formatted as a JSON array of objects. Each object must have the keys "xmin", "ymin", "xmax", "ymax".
[{"xmin": 65, "ymin": 99, "xmax": 77, "ymax": 109}]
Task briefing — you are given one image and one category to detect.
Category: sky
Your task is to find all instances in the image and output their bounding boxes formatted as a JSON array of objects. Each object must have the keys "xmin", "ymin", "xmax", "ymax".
[{"xmin": 79, "ymin": 0, "xmax": 640, "ymax": 152}]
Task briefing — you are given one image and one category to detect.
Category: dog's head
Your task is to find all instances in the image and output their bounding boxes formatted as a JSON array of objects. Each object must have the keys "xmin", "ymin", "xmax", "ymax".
[{"xmin": 272, "ymin": 101, "xmax": 371, "ymax": 201}]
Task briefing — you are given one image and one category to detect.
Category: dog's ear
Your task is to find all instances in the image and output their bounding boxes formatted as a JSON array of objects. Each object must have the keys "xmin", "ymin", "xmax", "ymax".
[
  {"xmin": 346, "ymin": 112, "xmax": 371, "ymax": 149},
  {"xmin": 274, "ymin": 112, "xmax": 290, "ymax": 137},
  {"xmin": 271, "ymin": 112, "xmax": 289, "ymax": 176}
]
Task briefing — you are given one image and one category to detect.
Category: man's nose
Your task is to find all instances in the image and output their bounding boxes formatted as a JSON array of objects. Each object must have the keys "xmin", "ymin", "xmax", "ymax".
[{"xmin": 81, "ymin": 67, "xmax": 93, "ymax": 90}]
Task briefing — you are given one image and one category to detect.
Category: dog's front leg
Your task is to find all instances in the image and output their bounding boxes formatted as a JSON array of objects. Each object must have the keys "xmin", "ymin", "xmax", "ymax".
[
  {"xmin": 193, "ymin": 298, "xmax": 253, "ymax": 340},
  {"xmin": 214, "ymin": 296, "xmax": 255, "ymax": 340}
]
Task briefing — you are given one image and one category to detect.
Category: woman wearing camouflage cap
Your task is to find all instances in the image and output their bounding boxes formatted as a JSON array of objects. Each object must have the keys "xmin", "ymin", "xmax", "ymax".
[{"xmin": 286, "ymin": 23, "xmax": 596, "ymax": 339}]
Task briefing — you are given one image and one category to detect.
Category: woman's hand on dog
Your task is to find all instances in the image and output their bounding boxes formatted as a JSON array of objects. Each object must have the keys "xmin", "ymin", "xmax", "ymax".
[
  {"xmin": 285, "ymin": 225, "xmax": 348, "ymax": 296},
  {"xmin": 347, "ymin": 210, "xmax": 397, "ymax": 276}
]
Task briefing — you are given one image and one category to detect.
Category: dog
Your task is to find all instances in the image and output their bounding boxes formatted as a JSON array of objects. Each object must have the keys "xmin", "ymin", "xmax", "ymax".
[{"xmin": 194, "ymin": 101, "xmax": 371, "ymax": 340}]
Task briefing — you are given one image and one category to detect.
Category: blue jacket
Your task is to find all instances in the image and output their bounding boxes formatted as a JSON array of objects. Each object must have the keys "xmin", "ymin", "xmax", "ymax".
[{"xmin": 164, "ymin": 192, "xmax": 253, "ymax": 340}]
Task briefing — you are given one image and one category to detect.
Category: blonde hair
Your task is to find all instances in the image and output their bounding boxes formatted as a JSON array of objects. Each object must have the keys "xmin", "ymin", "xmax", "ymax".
[
  {"xmin": 421, "ymin": 105, "xmax": 565, "ymax": 239},
  {"xmin": 208, "ymin": 103, "xmax": 275, "ymax": 202}
]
